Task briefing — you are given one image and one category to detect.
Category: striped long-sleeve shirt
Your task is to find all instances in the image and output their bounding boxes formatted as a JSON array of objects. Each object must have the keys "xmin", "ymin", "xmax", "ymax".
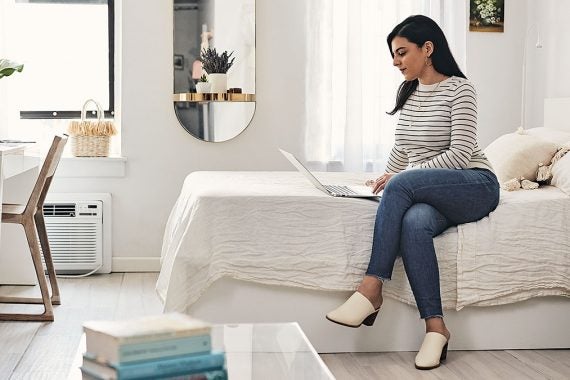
[{"xmin": 385, "ymin": 76, "xmax": 493, "ymax": 173}]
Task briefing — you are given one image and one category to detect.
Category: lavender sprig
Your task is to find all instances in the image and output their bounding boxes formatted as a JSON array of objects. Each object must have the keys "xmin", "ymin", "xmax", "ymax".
[{"xmin": 200, "ymin": 48, "xmax": 235, "ymax": 74}]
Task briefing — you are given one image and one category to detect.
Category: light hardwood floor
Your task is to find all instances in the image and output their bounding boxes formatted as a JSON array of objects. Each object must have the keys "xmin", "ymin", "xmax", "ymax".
[{"xmin": 0, "ymin": 273, "xmax": 568, "ymax": 379}]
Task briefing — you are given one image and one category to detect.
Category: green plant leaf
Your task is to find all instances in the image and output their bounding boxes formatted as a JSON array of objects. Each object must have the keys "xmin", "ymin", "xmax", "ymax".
[{"xmin": 0, "ymin": 59, "xmax": 24, "ymax": 79}]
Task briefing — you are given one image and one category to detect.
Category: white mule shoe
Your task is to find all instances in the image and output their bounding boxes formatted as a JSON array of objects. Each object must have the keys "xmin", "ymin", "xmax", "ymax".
[
  {"xmin": 414, "ymin": 332, "xmax": 449, "ymax": 370},
  {"xmin": 326, "ymin": 292, "xmax": 380, "ymax": 328}
]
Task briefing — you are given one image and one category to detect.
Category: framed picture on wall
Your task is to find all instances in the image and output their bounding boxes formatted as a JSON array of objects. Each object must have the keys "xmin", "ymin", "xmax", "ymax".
[
  {"xmin": 174, "ymin": 54, "xmax": 185, "ymax": 70},
  {"xmin": 469, "ymin": 0, "xmax": 504, "ymax": 32}
]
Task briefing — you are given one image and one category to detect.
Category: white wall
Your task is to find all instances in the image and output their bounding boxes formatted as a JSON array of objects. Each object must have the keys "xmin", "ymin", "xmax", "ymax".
[
  {"xmin": 49, "ymin": 0, "xmax": 567, "ymax": 268},
  {"xmin": 466, "ymin": 0, "xmax": 527, "ymax": 148},
  {"xmin": 467, "ymin": 0, "xmax": 570, "ymax": 146},
  {"xmin": 525, "ymin": 0, "xmax": 570, "ymax": 128}
]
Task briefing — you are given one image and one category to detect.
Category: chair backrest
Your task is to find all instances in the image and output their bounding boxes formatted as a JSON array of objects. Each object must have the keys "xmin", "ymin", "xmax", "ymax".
[{"xmin": 25, "ymin": 134, "xmax": 68, "ymax": 214}]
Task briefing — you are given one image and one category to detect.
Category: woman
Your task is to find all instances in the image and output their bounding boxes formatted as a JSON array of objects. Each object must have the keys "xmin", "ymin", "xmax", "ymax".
[{"xmin": 326, "ymin": 15, "xmax": 500, "ymax": 370}]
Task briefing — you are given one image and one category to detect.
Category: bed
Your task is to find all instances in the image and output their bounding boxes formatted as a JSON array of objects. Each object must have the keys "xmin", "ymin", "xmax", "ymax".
[{"xmin": 156, "ymin": 99, "xmax": 570, "ymax": 352}]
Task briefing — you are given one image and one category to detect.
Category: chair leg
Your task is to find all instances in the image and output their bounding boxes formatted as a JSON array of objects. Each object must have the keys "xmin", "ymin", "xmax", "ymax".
[
  {"xmin": 35, "ymin": 212, "xmax": 60, "ymax": 305},
  {"xmin": 24, "ymin": 219, "xmax": 54, "ymax": 320},
  {"xmin": 0, "ymin": 220, "xmax": 54, "ymax": 322}
]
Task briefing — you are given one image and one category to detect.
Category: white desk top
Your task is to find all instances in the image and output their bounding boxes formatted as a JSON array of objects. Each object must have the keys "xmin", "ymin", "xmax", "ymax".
[
  {"xmin": 0, "ymin": 143, "xmax": 39, "ymax": 180},
  {"xmin": 0, "ymin": 143, "xmax": 36, "ymax": 151}
]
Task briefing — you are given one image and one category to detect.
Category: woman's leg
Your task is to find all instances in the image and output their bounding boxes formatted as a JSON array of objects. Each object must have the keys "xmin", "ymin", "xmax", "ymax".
[
  {"xmin": 366, "ymin": 168, "xmax": 498, "ymax": 277},
  {"xmin": 361, "ymin": 168, "xmax": 499, "ymax": 307},
  {"xmin": 328, "ymin": 168, "xmax": 499, "ymax": 329},
  {"xmin": 400, "ymin": 203, "xmax": 452, "ymax": 340},
  {"xmin": 400, "ymin": 203, "xmax": 451, "ymax": 320}
]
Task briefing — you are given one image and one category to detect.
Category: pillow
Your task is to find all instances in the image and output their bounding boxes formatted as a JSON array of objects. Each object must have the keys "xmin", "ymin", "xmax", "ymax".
[
  {"xmin": 525, "ymin": 127, "xmax": 570, "ymax": 145},
  {"xmin": 484, "ymin": 132, "xmax": 558, "ymax": 183},
  {"xmin": 551, "ymin": 152, "xmax": 570, "ymax": 195}
]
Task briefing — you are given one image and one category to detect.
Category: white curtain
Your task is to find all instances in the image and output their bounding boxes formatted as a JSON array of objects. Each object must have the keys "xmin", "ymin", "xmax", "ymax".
[{"xmin": 304, "ymin": 0, "xmax": 467, "ymax": 172}]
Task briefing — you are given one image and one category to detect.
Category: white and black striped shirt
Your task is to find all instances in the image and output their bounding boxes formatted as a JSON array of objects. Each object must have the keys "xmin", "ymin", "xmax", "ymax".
[{"xmin": 386, "ymin": 76, "xmax": 493, "ymax": 173}]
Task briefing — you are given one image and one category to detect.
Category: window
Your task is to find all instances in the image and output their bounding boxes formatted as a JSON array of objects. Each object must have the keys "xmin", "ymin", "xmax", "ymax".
[{"xmin": 2, "ymin": 0, "xmax": 114, "ymax": 119}]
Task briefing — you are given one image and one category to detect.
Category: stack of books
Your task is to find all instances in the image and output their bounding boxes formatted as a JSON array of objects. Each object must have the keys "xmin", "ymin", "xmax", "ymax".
[{"xmin": 80, "ymin": 313, "xmax": 226, "ymax": 380}]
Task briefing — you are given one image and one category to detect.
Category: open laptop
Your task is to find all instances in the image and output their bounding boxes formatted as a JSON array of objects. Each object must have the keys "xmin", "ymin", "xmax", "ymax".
[{"xmin": 279, "ymin": 149, "xmax": 381, "ymax": 198}]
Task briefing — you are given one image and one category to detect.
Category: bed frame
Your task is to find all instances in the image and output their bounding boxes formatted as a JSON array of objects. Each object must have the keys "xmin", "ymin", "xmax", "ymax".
[{"xmin": 188, "ymin": 278, "xmax": 570, "ymax": 352}]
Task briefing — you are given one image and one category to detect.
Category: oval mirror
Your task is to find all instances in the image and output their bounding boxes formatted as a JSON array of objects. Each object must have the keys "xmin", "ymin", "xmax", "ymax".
[{"xmin": 173, "ymin": 0, "xmax": 255, "ymax": 142}]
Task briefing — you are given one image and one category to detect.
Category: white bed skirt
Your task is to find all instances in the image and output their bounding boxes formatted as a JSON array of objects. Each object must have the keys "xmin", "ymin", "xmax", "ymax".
[{"xmin": 185, "ymin": 277, "xmax": 570, "ymax": 353}]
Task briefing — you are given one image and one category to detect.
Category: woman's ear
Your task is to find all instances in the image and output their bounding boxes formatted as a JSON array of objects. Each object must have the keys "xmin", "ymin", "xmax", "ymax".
[{"xmin": 424, "ymin": 41, "xmax": 434, "ymax": 57}]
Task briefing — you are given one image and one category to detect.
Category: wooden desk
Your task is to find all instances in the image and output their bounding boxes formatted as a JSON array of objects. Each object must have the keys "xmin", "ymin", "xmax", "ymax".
[{"xmin": 0, "ymin": 143, "xmax": 40, "ymax": 285}]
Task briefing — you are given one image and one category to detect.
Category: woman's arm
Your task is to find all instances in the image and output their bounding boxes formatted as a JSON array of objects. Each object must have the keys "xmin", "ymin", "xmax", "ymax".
[
  {"xmin": 386, "ymin": 144, "xmax": 409, "ymax": 173},
  {"xmin": 418, "ymin": 82, "xmax": 478, "ymax": 169}
]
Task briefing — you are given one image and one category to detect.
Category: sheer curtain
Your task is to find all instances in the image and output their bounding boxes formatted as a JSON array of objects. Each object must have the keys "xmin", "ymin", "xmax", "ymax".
[{"xmin": 304, "ymin": 0, "xmax": 467, "ymax": 172}]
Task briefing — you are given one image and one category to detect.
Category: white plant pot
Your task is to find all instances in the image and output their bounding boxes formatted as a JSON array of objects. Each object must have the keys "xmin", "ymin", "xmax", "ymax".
[
  {"xmin": 196, "ymin": 82, "xmax": 211, "ymax": 94},
  {"xmin": 208, "ymin": 73, "xmax": 228, "ymax": 93}
]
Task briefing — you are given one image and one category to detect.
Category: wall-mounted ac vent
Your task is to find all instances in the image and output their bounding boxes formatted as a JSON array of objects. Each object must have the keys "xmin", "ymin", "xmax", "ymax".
[
  {"xmin": 41, "ymin": 194, "xmax": 112, "ymax": 274},
  {"xmin": 43, "ymin": 203, "xmax": 76, "ymax": 217}
]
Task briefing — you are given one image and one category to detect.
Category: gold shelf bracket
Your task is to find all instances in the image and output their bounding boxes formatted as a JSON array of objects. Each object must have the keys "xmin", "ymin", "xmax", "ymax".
[{"xmin": 173, "ymin": 93, "xmax": 256, "ymax": 103}]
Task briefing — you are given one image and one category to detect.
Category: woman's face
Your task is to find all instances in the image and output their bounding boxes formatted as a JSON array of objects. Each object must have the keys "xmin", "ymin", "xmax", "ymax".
[{"xmin": 391, "ymin": 36, "xmax": 431, "ymax": 81}]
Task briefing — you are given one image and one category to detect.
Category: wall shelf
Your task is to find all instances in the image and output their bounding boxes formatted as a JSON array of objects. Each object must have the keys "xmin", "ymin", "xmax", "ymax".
[{"xmin": 173, "ymin": 93, "xmax": 256, "ymax": 102}]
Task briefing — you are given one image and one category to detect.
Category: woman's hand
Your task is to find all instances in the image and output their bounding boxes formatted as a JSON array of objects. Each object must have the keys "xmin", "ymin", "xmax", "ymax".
[{"xmin": 365, "ymin": 173, "xmax": 396, "ymax": 194}]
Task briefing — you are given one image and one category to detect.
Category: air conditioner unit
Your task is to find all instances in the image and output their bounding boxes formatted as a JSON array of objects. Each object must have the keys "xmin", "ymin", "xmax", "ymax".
[{"xmin": 42, "ymin": 193, "xmax": 112, "ymax": 274}]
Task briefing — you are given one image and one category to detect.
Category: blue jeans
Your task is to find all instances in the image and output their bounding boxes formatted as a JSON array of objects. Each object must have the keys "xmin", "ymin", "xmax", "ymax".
[{"xmin": 365, "ymin": 168, "xmax": 500, "ymax": 319}]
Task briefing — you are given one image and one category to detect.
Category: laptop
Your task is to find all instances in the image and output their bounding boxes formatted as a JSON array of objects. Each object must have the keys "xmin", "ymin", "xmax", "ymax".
[{"xmin": 279, "ymin": 149, "xmax": 381, "ymax": 198}]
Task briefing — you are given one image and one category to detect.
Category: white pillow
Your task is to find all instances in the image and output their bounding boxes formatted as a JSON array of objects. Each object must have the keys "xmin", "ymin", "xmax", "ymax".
[
  {"xmin": 551, "ymin": 152, "xmax": 570, "ymax": 195},
  {"xmin": 484, "ymin": 132, "xmax": 558, "ymax": 183},
  {"xmin": 525, "ymin": 127, "xmax": 570, "ymax": 145}
]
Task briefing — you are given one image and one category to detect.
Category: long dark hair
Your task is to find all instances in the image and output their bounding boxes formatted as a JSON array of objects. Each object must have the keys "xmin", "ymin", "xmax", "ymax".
[{"xmin": 387, "ymin": 15, "xmax": 466, "ymax": 115}]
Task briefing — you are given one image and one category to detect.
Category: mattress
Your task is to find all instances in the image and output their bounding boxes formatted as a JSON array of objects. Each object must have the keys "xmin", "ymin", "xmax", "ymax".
[{"xmin": 156, "ymin": 171, "xmax": 570, "ymax": 313}]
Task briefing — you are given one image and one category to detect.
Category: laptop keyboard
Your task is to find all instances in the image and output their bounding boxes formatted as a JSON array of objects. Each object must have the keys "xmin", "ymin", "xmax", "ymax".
[{"xmin": 324, "ymin": 185, "xmax": 359, "ymax": 196}]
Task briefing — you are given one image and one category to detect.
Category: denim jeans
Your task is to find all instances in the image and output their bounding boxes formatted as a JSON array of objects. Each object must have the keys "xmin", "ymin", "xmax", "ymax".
[{"xmin": 365, "ymin": 168, "xmax": 500, "ymax": 319}]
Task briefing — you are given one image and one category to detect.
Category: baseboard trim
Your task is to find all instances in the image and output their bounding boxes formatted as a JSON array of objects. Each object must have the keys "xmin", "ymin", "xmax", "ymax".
[{"xmin": 112, "ymin": 257, "xmax": 161, "ymax": 272}]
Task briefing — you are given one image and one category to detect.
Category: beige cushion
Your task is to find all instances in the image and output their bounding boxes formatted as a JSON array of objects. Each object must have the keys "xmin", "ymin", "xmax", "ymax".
[
  {"xmin": 484, "ymin": 132, "xmax": 558, "ymax": 183},
  {"xmin": 525, "ymin": 128, "xmax": 570, "ymax": 192},
  {"xmin": 551, "ymin": 152, "xmax": 570, "ymax": 195},
  {"xmin": 525, "ymin": 127, "xmax": 570, "ymax": 144}
]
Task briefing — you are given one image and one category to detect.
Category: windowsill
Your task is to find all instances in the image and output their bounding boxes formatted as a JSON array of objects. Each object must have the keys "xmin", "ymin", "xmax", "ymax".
[{"xmin": 56, "ymin": 156, "xmax": 127, "ymax": 178}]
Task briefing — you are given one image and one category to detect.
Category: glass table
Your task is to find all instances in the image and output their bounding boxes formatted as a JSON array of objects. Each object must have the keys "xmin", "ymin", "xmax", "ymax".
[
  {"xmin": 68, "ymin": 322, "xmax": 334, "ymax": 380},
  {"xmin": 214, "ymin": 323, "xmax": 334, "ymax": 380}
]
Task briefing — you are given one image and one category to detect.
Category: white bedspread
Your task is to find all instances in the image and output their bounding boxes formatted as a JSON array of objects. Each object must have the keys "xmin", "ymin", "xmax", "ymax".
[{"xmin": 157, "ymin": 171, "xmax": 570, "ymax": 313}]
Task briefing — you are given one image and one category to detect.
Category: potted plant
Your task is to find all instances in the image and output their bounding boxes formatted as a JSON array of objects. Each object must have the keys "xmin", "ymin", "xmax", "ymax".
[
  {"xmin": 200, "ymin": 48, "xmax": 235, "ymax": 93},
  {"xmin": 0, "ymin": 59, "xmax": 24, "ymax": 79},
  {"xmin": 195, "ymin": 74, "xmax": 211, "ymax": 94}
]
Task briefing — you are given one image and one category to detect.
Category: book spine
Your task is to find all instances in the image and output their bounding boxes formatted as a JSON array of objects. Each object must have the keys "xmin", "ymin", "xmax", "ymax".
[
  {"xmin": 80, "ymin": 366, "xmax": 110, "ymax": 380},
  {"xmin": 116, "ymin": 327, "xmax": 211, "ymax": 345},
  {"xmin": 157, "ymin": 369, "xmax": 228, "ymax": 380},
  {"xmin": 118, "ymin": 335, "xmax": 211, "ymax": 363},
  {"xmin": 115, "ymin": 352, "xmax": 225, "ymax": 379}
]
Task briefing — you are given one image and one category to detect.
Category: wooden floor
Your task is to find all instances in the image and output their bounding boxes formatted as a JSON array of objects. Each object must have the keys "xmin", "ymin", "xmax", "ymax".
[{"xmin": 0, "ymin": 273, "xmax": 568, "ymax": 380}]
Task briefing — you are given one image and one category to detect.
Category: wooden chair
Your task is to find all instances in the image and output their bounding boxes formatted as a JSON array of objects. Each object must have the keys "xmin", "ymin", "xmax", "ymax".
[{"xmin": 0, "ymin": 135, "xmax": 68, "ymax": 321}]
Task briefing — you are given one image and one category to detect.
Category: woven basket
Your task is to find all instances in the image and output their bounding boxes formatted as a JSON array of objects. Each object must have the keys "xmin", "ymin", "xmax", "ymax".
[
  {"xmin": 70, "ymin": 135, "xmax": 111, "ymax": 157},
  {"xmin": 68, "ymin": 99, "xmax": 117, "ymax": 157}
]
